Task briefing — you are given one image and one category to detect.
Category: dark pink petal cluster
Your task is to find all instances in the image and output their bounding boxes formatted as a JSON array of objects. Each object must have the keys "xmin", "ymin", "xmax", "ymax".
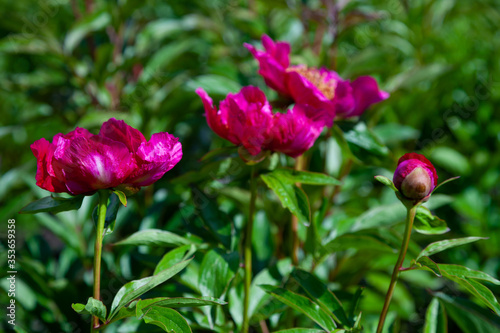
[
  {"xmin": 393, "ymin": 153, "xmax": 438, "ymax": 200},
  {"xmin": 31, "ymin": 118, "xmax": 182, "ymax": 195},
  {"xmin": 245, "ymin": 35, "xmax": 389, "ymax": 125},
  {"xmin": 196, "ymin": 86, "xmax": 323, "ymax": 158}
]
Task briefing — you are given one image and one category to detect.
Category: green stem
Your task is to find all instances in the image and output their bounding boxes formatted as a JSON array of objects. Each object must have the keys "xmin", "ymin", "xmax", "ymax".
[
  {"xmin": 376, "ymin": 205, "xmax": 417, "ymax": 333},
  {"xmin": 291, "ymin": 155, "xmax": 305, "ymax": 265},
  {"xmin": 92, "ymin": 190, "xmax": 109, "ymax": 332},
  {"xmin": 242, "ymin": 167, "xmax": 258, "ymax": 333}
]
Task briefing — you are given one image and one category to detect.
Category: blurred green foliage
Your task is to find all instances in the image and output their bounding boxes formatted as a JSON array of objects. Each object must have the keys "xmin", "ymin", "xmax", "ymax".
[{"xmin": 1, "ymin": 0, "xmax": 500, "ymax": 332}]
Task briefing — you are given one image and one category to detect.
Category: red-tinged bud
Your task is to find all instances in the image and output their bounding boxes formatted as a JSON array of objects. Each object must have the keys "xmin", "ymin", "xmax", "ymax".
[{"xmin": 393, "ymin": 153, "xmax": 438, "ymax": 201}]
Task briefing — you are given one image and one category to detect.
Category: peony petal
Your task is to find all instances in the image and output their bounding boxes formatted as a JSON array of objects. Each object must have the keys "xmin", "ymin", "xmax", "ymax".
[
  {"xmin": 244, "ymin": 35, "xmax": 290, "ymax": 96},
  {"xmin": 53, "ymin": 135, "xmax": 136, "ymax": 195},
  {"xmin": 99, "ymin": 118, "xmax": 146, "ymax": 152},
  {"xmin": 30, "ymin": 138, "xmax": 67, "ymax": 193},
  {"xmin": 268, "ymin": 104, "xmax": 323, "ymax": 158},
  {"xmin": 126, "ymin": 132, "xmax": 183, "ymax": 187},
  {"xmin": 349, "ymin": 76, "xmax": 390, "ymax": 117}
]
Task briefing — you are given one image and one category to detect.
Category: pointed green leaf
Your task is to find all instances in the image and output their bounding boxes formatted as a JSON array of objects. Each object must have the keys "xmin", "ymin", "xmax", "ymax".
[
  {"xmin": 374, "ymin": 175, "xmax": 398, "ymax": 192},
  {"xmin": 154, "ymin": 245, "xmax": 197, "ymax": 275},
  {"xmin": 107, "ymin": 300, "xmax": 138, "ymax": 325},
  {"xmin": 438, "ymin": 264, "xmax": 500, "ymax": 285},
  {"xmin": 443, "ymin": 275, "xmax": 500, "ymax": 315},
  {"xmin": 142, "ymin": 306, "xmax": 192, "ymax": 333},
  {"xmin": 113, "ymin": 190, "xmax": 127, "ymax": 206},
  {"xmin": 291, "ymin": 269, "xmax": 351, "ymax": 327},
  {"xmin": 321, "ymin": 234, "xmax": 395, "ymax": 256},
  {"xmin": 274, "ymin": 329, "xmax": 326, "ymax": 333},
  {"xmin": 414, "ymin": 206, "xmax": 449, "ymax": 235},
  {"xmin": 261, "ymin": 172, "xmax": 310, "ymax": 223},
  {"xmin": 424, "ymin": 298, "xmax": 447, "ymax": 333},
  {"xmin": 416, "ymin": 256, "xmax": 442, "ymax": 277},
  {"xmin": 436, "ymin": 292, "xmax": 500, "ymax": 333},
  {"xmin": 108, "ymin": 258, "xmax": 192, "ymax": 320},
  {"xmin": 72, "ymin": 297, "xmax": 106, "ymax": 322},
  {"xmin": 198, "ymin": 249, "xmax": 239, "ymax": 298},
  {"xmin": 115, "ymin": 229, "xmax": 192, "ymax": 247},
  {"xmin": 417, "ymin": 237, "xmax": 487, "ymax": 260},
  {"xmin": 260, "ymin": 285, "xmax": 337, "ymax": 331},
  {"xmin": 136, "ymin": 296, "xmax": 226, "ymax": 316},
  {"xmin": 269, "ymin": 168, "xmax": 341, "ymax": 185},
  {"xmin": 19, "ymin": 195, "xmax": 84, "ymax": 214}
]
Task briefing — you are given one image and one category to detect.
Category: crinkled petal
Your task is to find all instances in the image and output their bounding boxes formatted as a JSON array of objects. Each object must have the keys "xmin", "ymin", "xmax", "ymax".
[
  {"xmin": 99, "ymin": 118, "xmax": 146, "ymax": 152},
  {"xmin": 30, "ymin": 138, "xmax": 67, "ymax": 193},
  {"xmin": 268, "ymin": 104, "xmax": 323, "ymax": 158},
  {"xmin": 245, "ymin": 35, "xmax": 290, "ymax": 96},
  {"xmin": 196, "ymin": 88, "xmax": 234, "ymax": 144},
  {"xmin": 126, "ymin": 132, "xmax": 183, "ymax": 187},
  {"xmin": 53, "ymin": 135, "xmax": 136, "ymax": 195}
]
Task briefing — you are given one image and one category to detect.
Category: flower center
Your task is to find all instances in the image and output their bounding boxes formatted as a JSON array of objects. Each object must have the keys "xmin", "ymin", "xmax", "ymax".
[{"xmin": 287, "ymin": 66, "xmax": 337, "ymax": 100}]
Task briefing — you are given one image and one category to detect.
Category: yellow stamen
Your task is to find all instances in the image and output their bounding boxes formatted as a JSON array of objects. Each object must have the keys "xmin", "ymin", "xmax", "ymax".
[{"xmin": 287, "ymin": 66, "xmax": 337, "ymax": 100}]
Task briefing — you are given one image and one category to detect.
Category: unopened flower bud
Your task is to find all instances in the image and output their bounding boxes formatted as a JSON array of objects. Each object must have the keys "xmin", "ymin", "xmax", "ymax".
[{"xmin": 393, "ymin": 153, "xmax": 437, "ymax": 201}]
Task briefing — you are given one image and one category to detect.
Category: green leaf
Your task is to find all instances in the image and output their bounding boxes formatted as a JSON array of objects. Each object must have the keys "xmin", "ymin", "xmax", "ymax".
[
  {"xmin": 141, "ymin": 306, "xmax": 192, "ymax": 333},
  {"xmin": 372, "ymin": 123, "xmax": 420, "ymax": 146},
  {"xmin": 430, "ymin": 147, "xmax": 470, "ymax": 175},
  {"xmin": 260, "ymin": 285, "xmax": 337, "ymax": 331},
  {"xmin": 436, "ymin": 292, "xmax": 500, "ymax": 333},
  {"xmin": 416, "ymin": 256, "xmax": 442, "ymax": 277},
  {"xmin": 438, "ymin": 264, "xmax": 500, "ymax": 285},
  {"xmin": 291, "ymin": 269, "xmax": 351, "ymax": 327},
  {"xmin": 414, "ymin": 206, "xmax": 449, "ymax": 235},
  {"xmin": 19, "ymin": 195, "xmax": 84, "ymax": 214},
  {"xmin": 64, "ymin": 11, "xmax": 111, "ymax": 53},
  {"xmin": 113, "ymin": 190, "xmax": 127, "ymax": 206},
  {"xmin": 187, "ymin": 74, "xmax": 242, "ymax": 96},
  {"xmin": 261, "ymin": 172, "xmax": 311, "ymax": 224},
  {"xmin": 267, "ymin": 168, "xmax": 341, "ymax": 186},
  {"xmin": 136, "ymin": 296, "xmax": 226, "ymax": 315},
  {"xmin": 154, "ymin": 245, "xmax": 197, "ymax": 275},
  {"xmin": 453, "ymin": 278, "xmax": 500, "ymax": 315},
  {"xmin": 115, "ymin": 229, "xmax": 192, "ymax": 247},
  {"xmin": 424, "ymin": 298, "xmax": 447, "ymax": 333},
  {"xmin": 374, "ymin": 175, "xmax": 398, "ymax": 192},
  {"xmin": 72, "ymin": 297, "xmax": 106, "ymax": 322},
  {"xmin": 321, "ymin": 233, "xmax": 395, "ymax": 256},
  {"xmin": 344, "ymin": 122, "xmax": 389, "ymax": 157},
  {"xmin": 198, "ymin": 249, "xmax": 239, "ymax": 298},
  {"xmin": 108, "ymin": 258, "xmax": 192, "ymax": 320},
  {"xmin": 107, "ymin": 300, "xmax": 138, "ymax": 325},
  {"xmin": 417, "ymin": 237, "xmax": 487, "ymax": 260},
  {"xmin": 191, "ymin": 187, "xmax": 233, "ymax": 249},
  {"xmin": 274, "ymin": 329, "xmax": 327, "ymax": 333}
]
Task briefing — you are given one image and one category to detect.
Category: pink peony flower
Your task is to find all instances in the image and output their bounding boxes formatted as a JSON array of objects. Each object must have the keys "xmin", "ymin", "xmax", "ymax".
[
  {"xmin": 196, "ymin": 86, "xmax": 323, "ymax": 159},
  {"xmin": 245, "ymin": 35, "xmax": 389, "ymax": 124},
  {"xmin": 31, "ymin": 118, "xmax": 182, "ymax": 195},
  {"xmin": 393, "ymin": 153, "xmax": 438, "ymax": 201}
]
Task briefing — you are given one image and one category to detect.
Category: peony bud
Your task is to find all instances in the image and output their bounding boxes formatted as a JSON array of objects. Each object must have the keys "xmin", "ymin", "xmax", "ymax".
[{"xmin": 393, "ymin": 153, "xmax": 437, "ymax": 201}]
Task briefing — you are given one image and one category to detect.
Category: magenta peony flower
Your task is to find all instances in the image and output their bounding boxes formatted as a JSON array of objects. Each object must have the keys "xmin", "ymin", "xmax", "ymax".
[
  {"xmin": 393, "ymin": 153, "xmax": 438, "ymax": 201},
  {"xmin": 196, "ymin": 86, "xmax": 323, "ymax": 159},
  {"xmin": 245, "ymin": 35, "xmax": 389, "ymax": 124},
  {"xmin": 31, "ymin": 118, "xmax": 182, "ymax": 195}
]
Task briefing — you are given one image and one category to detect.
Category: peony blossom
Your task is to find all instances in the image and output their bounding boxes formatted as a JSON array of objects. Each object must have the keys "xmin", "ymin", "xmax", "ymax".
[
  {"xmin": 244, "ymin": 35, "xmax": 389, "ymax": 124},
  {"xmin": 31, "ymin": 118, "xmax": 182, "ymax": 195},
  {"xmin": 196, "ymin": 86, "xmax": 323, "ymax": 159},
  {"xmin": 393, "ymin": 153, "xmax": 438, "ymax": 201}
]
